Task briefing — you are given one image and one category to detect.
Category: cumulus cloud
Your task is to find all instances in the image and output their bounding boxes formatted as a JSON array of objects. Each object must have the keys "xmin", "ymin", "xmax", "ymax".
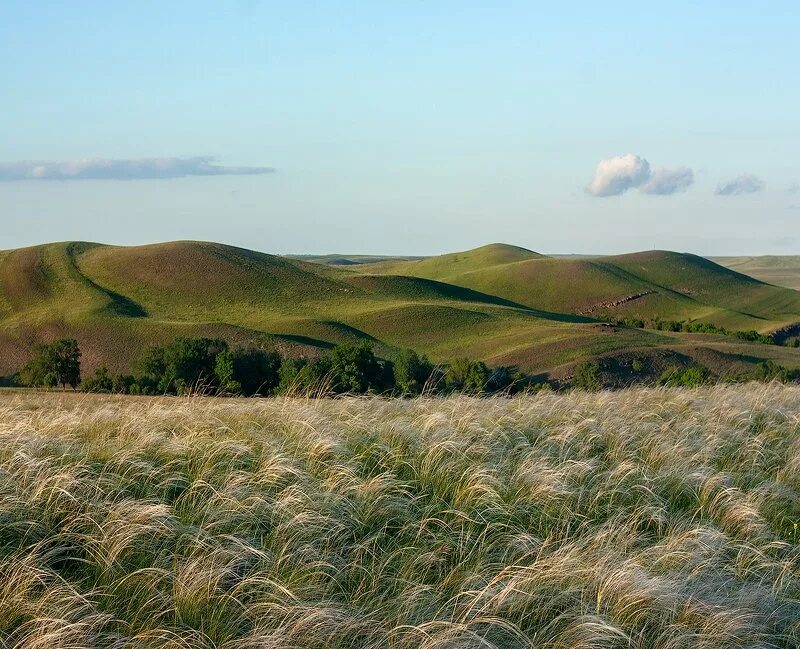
[
  {"xmin": 639, "ymin": 166, "xmax": 694, "ymax": 195},
  {"xmin": 715, "ymin": 174, "xmax": 764, "ymax": 196},
  {"xmin": 586, "ymin": 154, "xmax": 694, "ymax": 197},
  {"xmin": 0, "ymin": 156, "xmax": 275, "ymax": 181},
  {"xmin": 586, "ymin": 154, "xmax": 651, "ymax": 197}
]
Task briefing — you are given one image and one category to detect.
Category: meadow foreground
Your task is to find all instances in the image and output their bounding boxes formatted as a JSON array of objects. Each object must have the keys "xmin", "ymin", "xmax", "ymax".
[{"xmin": 0, "ymin": 386, "xmax": 798, "ymax": 648}]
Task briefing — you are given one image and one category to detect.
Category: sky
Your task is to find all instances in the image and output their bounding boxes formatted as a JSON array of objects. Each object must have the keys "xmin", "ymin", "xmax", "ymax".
[{"xmin": 1, "ymin": 1, "xmax": 799, "ymax": 256}]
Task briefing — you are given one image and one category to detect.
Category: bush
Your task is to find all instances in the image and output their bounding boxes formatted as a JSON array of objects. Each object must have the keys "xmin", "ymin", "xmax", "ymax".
[
  {"xmin": 276, "ymin": 358, "xmax": 309, "ymax": 394},
  {"xmin": 734, "ymin": 330, "xmax": 774, "ymax": 345},
  {"xmin": 445, "ymin": 358, "xmax": 490, "ymax": 394},
  {"xmin": 573, "ymin": 361, "xmax": 602, "ymax": 392},
  {"xmin": 660, "ymin": 365, "xmax": 710, "ymax": 388},
  {"xmin": 613, "ymin": 317, "xmax": 644, "ymax": 328},
  {"xmin": 753, "ymin": 360, "xmax": 800, "ymax": 383},
  {"xmin": 81, "ymin": 366, "xmax": 114, "ymax": 393},
  {"xmin": 631, "ymin": 359, "xmax": 645, "ymax": 373},
  {"xmin": 112, "ymin": 374, "xmax": 136, "ymax": 394}
]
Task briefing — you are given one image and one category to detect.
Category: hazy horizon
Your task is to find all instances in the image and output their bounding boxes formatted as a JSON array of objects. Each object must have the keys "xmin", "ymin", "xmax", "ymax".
[{"xmin": 3, "ymin": 1, "xmax": 798, "ymax": 256}]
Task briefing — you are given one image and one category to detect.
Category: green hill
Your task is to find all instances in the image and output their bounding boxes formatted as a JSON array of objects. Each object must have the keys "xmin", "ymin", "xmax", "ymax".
[
  {"xmin": 366, "ymin": 243, "xmax": 543, "ymax": 280},
  {"xmin": 1, "ymin": 240, "xmax": 799, "ymax": 381},
  {"xmin": 359, "ymin": 247, "xmax": 800, "ymax": 332}
]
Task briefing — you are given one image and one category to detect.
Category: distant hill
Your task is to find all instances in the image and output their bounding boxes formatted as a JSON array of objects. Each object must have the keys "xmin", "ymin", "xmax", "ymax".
[
  {"xmin": 713, "ymin": 256, "xmax": 800, "ymax": 291},
  {"xmin": 1, "ymin": 240, "xmax": 799, "ymax": 381},
  {"xmin": 289, "ymin": 253, "xmax": 426, "ymax": 266},
  {"xmin": 358, "ymin": 247, "xmax": 800, "ymax": 332}
]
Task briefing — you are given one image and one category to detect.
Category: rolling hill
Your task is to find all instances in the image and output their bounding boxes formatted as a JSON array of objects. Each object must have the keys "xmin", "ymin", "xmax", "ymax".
[
  {"xmin": 1, "ymin": 240, "xmax": 799, "ymax": 382},
  {"xmin": 358, "ymin": 246, "xmax": 800, "ymax": 332}
]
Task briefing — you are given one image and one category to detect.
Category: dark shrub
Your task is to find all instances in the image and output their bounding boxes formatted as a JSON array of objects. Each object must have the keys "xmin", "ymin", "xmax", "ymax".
[{"xmin": 573, "ymin": 360, "xmax": 602, "ymax": 392}]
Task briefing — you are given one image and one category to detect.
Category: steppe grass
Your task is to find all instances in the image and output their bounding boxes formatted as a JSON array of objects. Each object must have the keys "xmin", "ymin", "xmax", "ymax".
[{"xmin": 0, "ymin": 385, "xmax": 797, "ymax": 648}]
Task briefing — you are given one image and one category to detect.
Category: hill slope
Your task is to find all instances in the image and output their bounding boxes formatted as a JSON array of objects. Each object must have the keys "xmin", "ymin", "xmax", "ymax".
[
  {"xmin": 359, "ymin": 247, "xmax": 800, "ymax": 332},
  {"xmin": 1, "ymin": 240, "xmax": 799, "ymax": 380}
]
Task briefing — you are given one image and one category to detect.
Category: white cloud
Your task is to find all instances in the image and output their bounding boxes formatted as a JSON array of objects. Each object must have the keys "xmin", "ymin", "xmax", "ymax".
[
  {"xmin": 639, "ymin": 166, "xmax": 694, "ymax": 195},
  {"xmin": 715, "ymin": 174, "xmax": 764, "ymax": 196},
  {"xmin": 586, "ymin": 154, "xmax": 694, "ymax": 197},
  {"xmin": 586, "ymin": 154, "xmax": 651, "ymax": 197},
  {"xmin": 0, "ymin": 156, "xmax": 275, "ymax": 181}
]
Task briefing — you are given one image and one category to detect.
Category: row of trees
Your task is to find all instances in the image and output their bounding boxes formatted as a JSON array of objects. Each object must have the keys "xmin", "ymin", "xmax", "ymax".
[
  {"xmin": 76, "ymin": 338, "xmax": 534, "ymax": 397},
  {"xmin": 612, "ymin": 316, "xmax": 777, "ymax": 345},
  {"xmin": 18, "ymin": 337, "xmax": 800, "ymax": 396},
  {"xmin": 574, "ymin": 357, "xmax": 800, "ymax": 391}
]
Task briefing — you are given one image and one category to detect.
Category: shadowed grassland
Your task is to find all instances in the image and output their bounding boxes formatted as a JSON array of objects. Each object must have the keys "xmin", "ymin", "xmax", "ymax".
[{"xmin": 0, "ymin": 386, "xmax": 797, "ymax": 647}]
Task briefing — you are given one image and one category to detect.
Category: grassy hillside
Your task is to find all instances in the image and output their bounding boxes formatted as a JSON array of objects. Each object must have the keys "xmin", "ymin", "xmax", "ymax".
[
  {"xmin": 360, "ymin": 247, "xmax": 800, "ymax": 332},
  {"xmin": 1, "ymin": 240, "xmax": 799, "ymax": 380},
  {"xmin": 0, "ymin": 386, "xmax": 797, "ymax": 648},
  {"xmin": 714, "ymin": 255, "xmax": 800, "ymax": 290},
  {"xmin": 364, "ymin": 242, "xmax": 544, "ymax": 280}
]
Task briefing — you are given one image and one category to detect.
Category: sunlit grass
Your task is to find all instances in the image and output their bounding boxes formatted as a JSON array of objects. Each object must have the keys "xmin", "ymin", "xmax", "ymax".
[{"xmin": 0, "ymin": 385, "xmax": 797, "ymax": 647}]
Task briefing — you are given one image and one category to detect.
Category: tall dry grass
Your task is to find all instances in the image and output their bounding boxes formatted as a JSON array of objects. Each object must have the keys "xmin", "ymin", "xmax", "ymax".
[{"xmin": 0, "ymin": 384, "xmax": 797, "ymax": 648}]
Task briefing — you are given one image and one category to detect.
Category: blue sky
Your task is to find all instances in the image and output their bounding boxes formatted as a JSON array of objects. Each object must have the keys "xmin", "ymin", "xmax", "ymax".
[{"xmin": 2, "ymin": 1, "xmax": 798, "ymax": 255}]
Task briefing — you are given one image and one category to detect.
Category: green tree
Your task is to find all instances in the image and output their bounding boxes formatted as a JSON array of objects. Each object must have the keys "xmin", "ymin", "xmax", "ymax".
[
  {"xmin": 214, "ymin": 350, "xmax": 240, "ymax": 394},
  {"xmin": 329, "ymin": 341, "xmax": 390, "ymax": 394},
  {"xmin": 393, "ymin": 349, "xmax": 434, "ymax": 395},
  {"xmin": 215, "ymin": 348, "xmax": 282, "ymax": 396},
  {"xmin": 138, "ymin": 337, "xmax": 228, "ymax": 394},
  {"xmin": 20, "ymin": 338, "xmax": 81, "ymax": 389},
  {"xmin": 276, "ymin": 358, "xmax": 308, "ymax": 394}
]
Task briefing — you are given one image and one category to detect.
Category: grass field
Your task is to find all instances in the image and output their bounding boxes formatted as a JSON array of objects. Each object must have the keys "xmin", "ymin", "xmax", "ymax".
[
  {"xmin": 2, "ymin": 241, "xmax": 800, "ymax": 381},
  {"xmin": 0, "ymin": 386, "xmax": 797, "ymax": 648},
  {"xmin": 714, "ymin": 256, "xmax": 800, "ymax": 291}
]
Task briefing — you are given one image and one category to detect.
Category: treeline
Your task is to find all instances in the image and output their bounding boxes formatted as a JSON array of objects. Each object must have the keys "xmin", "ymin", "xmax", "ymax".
[
  {"xmin": 573, "ymin": 357, "xmax": 800, "ymax": 391},
  {"xmin": 69, "ymin": 337, "xmax": 538, "ymax": 396},
  {"xmin": 14, "ymin": 336, "xmax": 800, "ymax": 396},
  {"xmin": 611, "ymin": 316, "xmax": 782, "ymax": 346}
]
